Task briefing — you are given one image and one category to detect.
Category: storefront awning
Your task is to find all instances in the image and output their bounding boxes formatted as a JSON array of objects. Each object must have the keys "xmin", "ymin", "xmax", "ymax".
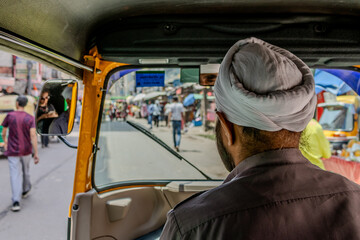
[{"xmin": 144, "ymin": 91, "xmax": 166, "ymax": 100}]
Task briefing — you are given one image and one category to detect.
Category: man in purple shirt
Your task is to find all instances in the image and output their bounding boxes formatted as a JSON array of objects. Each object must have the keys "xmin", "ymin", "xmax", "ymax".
[
  {"xmin": 161, "ymin": 38, "xmax": 360, "ymax": 239},
  {"xmin": 2, "ymin": 95, "xmax": 39, "ymax": 212}
]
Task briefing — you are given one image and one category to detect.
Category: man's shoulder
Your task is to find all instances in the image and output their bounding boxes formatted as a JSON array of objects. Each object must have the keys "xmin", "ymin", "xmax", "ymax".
[
  {"xmin": 6, "ymin": 111, "xmax": 29, "ymax": 119},
  {"xmin": 169, "ymin": 178, "xmax": 276, "ymax": 235},
  {"xmin": 7, "ymin": 111, "xmax": 17, "ymax": 116},
  {"xmin": 23, "ymin": 112, "xmax": 35, "ymax": 121},
  {"xmin": 170, "ymin": 166, "xmax": 360, "ymax": 235},
  {"xmin": 170, "ymin": 182, "xmax": 242, "ymax": 233},
  {"xmin": 318, "ymin": 169, "xmax": 360, "ymax": 192},
  {"xmin": 10, "ymin": 111, "xmax": 33, "ymax": 116}
]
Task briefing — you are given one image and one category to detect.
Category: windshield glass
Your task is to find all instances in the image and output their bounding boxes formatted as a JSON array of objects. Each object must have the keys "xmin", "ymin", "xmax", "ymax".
[
  {"xmin": 94, "ymin": 68, "xmax": 228, "ymax": 188},
  {"xmin": 319, "ymin": 105, "xmax": 354, "ymax": 131}
]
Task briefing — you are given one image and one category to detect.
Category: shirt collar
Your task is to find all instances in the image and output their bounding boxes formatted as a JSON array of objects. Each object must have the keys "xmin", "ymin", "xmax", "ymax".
[{"xmin": 224, "ymin": 148, "xmax": 307, "ymax": 183}]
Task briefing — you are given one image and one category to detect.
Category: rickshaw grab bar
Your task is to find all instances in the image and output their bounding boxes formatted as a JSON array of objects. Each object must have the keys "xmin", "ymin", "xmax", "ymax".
[
  {"xmin": 58, "ymin": 136, "xmax": 78, "ymax": 149},
  {"xmin": 0, "ymin": 30, "xmax": 94, "ymax": 73}
]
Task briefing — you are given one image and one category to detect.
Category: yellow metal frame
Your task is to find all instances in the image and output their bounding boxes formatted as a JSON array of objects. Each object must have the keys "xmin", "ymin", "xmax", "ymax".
[
  {"xmin": 67, "ymin": 82, "xmax": 78, "ymax": 134},
  {"xmin": 69, "ymin": 47, "xmax": 128, "ymax": 216}
]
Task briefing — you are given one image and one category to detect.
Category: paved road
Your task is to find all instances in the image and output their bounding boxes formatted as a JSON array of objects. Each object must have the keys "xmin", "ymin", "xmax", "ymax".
[
  {"xmin": 95, "ymin": 118, "xmax": 227, "ymax": 187},
  {"xmin": 128, "ymin": 117, "xmax": 228, "ymax": 179},
  {"xmin": 0, "ymin": 129, "xmax": 78, "ymax": 240},
  {"xmin": 95, "ymin": 120, "xmax": 209, "ymax": 186}
]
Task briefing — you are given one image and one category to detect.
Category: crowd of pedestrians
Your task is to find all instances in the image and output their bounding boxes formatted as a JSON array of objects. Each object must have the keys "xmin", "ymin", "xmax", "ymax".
[{"xmin": 108, "ymin": 101, "xmax": 128, "ymax": 122}]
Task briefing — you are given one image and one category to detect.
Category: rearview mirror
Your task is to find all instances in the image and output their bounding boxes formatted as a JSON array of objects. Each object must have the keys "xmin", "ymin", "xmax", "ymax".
[
  {"xmin": 36, "ymin": 79, "xmax": 78, "ymax": 136},
  {"xmin": 199, "ymin": 64, "xmax": 220, "ymax": 86}
]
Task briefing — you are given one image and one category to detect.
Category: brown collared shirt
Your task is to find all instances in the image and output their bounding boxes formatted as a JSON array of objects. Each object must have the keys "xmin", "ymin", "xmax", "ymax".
[{"xmin": 160, "ymin": 148, "xmax": 360, "ymax": 240}]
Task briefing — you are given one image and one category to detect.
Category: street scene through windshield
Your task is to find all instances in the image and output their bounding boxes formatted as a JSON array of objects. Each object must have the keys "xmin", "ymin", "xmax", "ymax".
[{"xmin": 95, "ymin": 68, "xmax": 227, "ymax": 188}]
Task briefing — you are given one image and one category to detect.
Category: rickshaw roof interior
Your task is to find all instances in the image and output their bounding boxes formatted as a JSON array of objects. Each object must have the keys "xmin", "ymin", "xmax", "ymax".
[{"xmin": 1, "ymin": 1, "xmax": 360, "ymax": 78}]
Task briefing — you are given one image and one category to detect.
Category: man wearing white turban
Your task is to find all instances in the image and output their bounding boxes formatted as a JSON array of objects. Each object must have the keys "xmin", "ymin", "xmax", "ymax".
[{"xmin": 161, "ymin": 38, "xmax": 360, "ymax": 239}]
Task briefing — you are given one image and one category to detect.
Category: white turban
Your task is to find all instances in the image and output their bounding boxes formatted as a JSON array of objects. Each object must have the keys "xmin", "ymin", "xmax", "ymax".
[{"xmin": 214, "ymin": 37, "xmax": 316, "ymax": 132}]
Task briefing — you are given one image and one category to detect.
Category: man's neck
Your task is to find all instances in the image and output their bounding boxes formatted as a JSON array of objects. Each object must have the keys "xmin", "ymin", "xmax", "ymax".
[
  {"xmin": 236, "ymin": 146, "xmax": 299, "ymax": 165},
  {"xmin": 16, "ymin": 107, "xmax": 25, "ymax": 111},
  {"xmin": 232, "ymin": 126, "xmax": 301, "ymax": 166}
]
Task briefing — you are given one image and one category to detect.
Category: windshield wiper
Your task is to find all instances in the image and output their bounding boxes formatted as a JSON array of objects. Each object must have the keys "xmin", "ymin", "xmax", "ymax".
[{"xmin": 127, "ymin": 120, "xmax": 212, "ymax": 180}]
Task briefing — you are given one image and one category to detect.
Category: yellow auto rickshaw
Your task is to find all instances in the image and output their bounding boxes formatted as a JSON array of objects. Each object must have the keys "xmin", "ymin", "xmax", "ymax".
[{"xmin": 318, "ymin": 95, "xmax": 360, "ymax": 150}]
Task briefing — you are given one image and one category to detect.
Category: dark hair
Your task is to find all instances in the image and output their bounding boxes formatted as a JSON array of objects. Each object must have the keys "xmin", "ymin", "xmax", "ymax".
[
  {"xmin": 173, "ymin": 96, "xmax": 179, "ymax": 102},
  {"xmin": 16, "ymin": 95, "xmax": 28, "ymax": 107}
]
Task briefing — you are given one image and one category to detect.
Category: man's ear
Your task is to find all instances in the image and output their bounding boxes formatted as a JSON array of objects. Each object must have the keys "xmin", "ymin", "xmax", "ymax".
[{"xmin": 216, "ymin": 111, "xmax": 235, "ymax": 146}]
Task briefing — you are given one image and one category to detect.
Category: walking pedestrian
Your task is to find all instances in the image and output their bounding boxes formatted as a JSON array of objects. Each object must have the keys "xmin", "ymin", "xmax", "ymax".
[
  {"xmin": 109, "ymin": 103, "xmax": 116, "ymax": 121},
  {"xmin": 147, "ymin": 101, "xmax": 154, "ymax": 129},
  {"xmin": 164, "ymin": 102, "xmax": 172, "ymax": 127},
  {"xmin": 153, "ymin": 100, "xmax": 161, "ymax": 127},
  {"xmin": 140, "ymin": 102, "xmax": 148, "ymax": 118},
  {"xmin": 169, "ymin": 96, "xmax": 184, "ymax": 152},
  {"xmin": 2, "ymin": 95, "xmax": 39, "ymax": 212}
]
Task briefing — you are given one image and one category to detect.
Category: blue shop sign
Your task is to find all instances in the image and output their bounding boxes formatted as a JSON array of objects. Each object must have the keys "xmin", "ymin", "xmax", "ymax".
[{"xmin": 136, "ymin": 71, "xmax": 165, "ymax": 87}]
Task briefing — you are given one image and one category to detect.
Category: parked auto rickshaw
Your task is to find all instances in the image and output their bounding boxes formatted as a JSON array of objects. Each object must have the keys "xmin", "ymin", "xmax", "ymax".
[{"xmin": 318, "ymin": 95, "xmax": 360, "ymax": 150}]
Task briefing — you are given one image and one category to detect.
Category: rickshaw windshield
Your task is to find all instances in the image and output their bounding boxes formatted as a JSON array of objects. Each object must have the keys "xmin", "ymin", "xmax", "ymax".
[
  {"xmin": 94, "ymin": 68, "xmax": 227, "ymax": 189},
  {"xmin": 319, "ymin": 105, "xmax": 354, "ymax": 131}
]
